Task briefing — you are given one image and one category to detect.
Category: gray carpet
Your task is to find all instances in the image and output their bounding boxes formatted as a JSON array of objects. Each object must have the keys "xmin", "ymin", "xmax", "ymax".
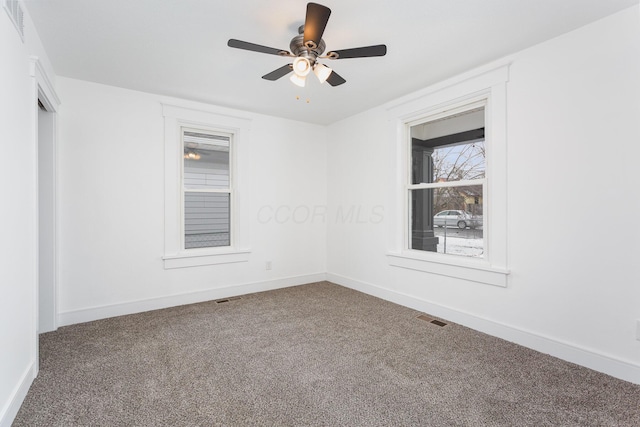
[{"xmin": 14, "ymin": 281, "xmax": 640, "ymax": 426}]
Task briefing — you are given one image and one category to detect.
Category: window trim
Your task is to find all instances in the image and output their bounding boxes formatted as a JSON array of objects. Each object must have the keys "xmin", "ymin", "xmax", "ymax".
[
  {"xmin": 162, "ymin": 104, "xmax": 251, "ymax": 269},
  {"xmin": 386, "ymin": 64, "xmax": 510, "ymax": 287}
]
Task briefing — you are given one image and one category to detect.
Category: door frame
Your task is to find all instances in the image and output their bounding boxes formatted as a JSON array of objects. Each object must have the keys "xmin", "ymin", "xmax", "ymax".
[{"xmin": 30, "ymin": 56, "xmax": 60, "ymax": 374}]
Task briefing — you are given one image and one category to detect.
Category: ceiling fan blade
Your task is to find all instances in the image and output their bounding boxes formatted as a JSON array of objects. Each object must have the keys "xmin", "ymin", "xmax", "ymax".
[
  {"xmin": 303, "ymin": 3, "xmax": 331, "ymax": 49},
  {"xmin": 262, "ymin": 64, "xmax": 293, "ymax": 81},
  {"xmin": 327, "ymin": 44, "xmax": 387, "ymax": 59},
  {"xmin": 228, "ymin": 39, "xmax": 291, "ymax": 56},
  {"xmin": 326, "ymin": 71, "xmax": 346, "ymax": 87}
]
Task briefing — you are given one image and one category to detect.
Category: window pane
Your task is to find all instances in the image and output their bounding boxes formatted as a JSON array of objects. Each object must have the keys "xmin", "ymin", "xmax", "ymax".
[
  {"xmin": 410, "ymin": 107, "xmax": 485, "ymax": 184},
  {"xmin": 432, "ymin": 141, "xmax": 485, "ymax": 183},
  {"xmin": 184, "ymin": 131, "xmax": 230, "ymax": 190},
  {"xmin": 184, "ymin": 192, "xmax": 230, "ymax": 249},
  {"xmin": 410, "ymin": 185, "xmax": 483, "ymax": 257}
]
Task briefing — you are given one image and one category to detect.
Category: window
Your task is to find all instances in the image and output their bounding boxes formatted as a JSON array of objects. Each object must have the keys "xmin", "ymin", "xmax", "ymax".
[
  {"xmin": 182, "ymin": 129, "xmax": 232, "ymax": 249},
  {"xmin": 162, "ymin": 104, "xmax": 251, "ymax": 269},
  {"xmin": 409, "ymin": 103, "xmax": 485, "ymax": 258},
  {"xmin": 386, "ymin": 64, "xmax": 509, "ymax": 287}
]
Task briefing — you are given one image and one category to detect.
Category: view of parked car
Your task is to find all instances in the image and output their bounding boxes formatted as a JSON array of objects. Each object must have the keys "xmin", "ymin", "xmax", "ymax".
[{"xmin": 433, "ymin": 210, "xmax": 482, "ymax": 229}]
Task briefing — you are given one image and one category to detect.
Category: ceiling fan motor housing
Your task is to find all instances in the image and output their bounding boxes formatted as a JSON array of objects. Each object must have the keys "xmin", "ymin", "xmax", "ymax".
[{"xmin": 290, "ymin": 32, "xmax": 326, "ymax": 66}]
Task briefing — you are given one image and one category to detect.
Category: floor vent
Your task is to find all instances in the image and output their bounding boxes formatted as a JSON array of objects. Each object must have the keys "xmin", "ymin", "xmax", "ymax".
[
  {"xmin": 216, "ymin": 297, "xmax": 241, "ymax": 304},
  {"xmin": 3, "ymin": 0, "xmax": 24, "ymax": 42},
  {"xmin": 417, "ymin": 315, "xmax": 448, "ymax": 327}
]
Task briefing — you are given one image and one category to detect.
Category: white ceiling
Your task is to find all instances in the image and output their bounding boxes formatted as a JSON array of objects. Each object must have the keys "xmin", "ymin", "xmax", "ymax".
[{"xmin": 25, "ymin": 0, "xmax": 638, "ymax": 125}]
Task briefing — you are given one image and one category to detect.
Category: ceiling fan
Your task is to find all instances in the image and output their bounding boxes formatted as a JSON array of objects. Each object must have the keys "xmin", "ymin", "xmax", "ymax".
[{"xmin": 227, "ymin": 2, "xmax": 387, "ymax": 87}]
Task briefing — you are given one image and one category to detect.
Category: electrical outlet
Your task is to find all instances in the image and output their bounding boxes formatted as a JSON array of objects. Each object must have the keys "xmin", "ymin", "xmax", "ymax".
[{"xmin": 266, "ymin": 261, "xmax": 272, "ymax": 271}]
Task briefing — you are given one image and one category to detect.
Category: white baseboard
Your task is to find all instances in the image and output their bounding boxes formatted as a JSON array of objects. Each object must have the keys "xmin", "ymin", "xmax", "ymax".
[
  {"xmin": 327, "ymin": 272, "xmax": 640, "ymax": 386},
  {"xmin": 0, "ymin": 361, "xmax": 35, "ymax": 427},
  {"xmin": 58, "ymin": 273, "xmax": 327, "ymax": 327}
]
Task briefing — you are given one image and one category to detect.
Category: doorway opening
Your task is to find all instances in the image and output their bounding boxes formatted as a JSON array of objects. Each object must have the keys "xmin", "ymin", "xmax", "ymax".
[{"xmin": 38, "ymin": 98, "xmax": 56, "ymax": 333}]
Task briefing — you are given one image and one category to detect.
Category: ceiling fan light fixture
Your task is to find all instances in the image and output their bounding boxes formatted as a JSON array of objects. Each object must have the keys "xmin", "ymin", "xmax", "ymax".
[
  {"xmin": 314, "ymin": 63, "xmax": 332, "ymax": 83},
  {"xmin": 292, "ymin": 56, "xmax": 311, "ymax": 76},
  {"xmin": 290, "ymin": 73, "xmax": 307, "ymax": 87},
  {"xmin": 227, "ymin": 3, "xmax": 388, "ymax": 88}
]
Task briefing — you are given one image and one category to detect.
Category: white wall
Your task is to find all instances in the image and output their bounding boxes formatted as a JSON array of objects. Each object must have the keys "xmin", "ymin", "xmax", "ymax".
[
  {"xmin": 0, "ymin": 4, "xmax": 56, "ymax": 426},
  {"xmin": 55, "ymin": 77, "xmax": 327, "ymax": 322},
  {"xmin": 327, "ymin": 6, "xmax": 640, "ymax": 384}
]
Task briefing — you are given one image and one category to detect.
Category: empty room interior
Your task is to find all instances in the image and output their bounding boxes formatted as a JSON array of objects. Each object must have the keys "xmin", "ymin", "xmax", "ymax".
[{"xmin": 2, "ymin": 0, "xmax": 640, "ymax": 425}]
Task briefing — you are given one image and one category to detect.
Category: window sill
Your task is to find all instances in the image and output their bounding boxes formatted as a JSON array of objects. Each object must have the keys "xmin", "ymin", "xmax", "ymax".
[
  {"xmin": 387, "ymin": 251, "xmax": 509, "ymax": 287},
  {"xmin": 163, "ymin": 249, "xmax": 251, "ymax": 269}
]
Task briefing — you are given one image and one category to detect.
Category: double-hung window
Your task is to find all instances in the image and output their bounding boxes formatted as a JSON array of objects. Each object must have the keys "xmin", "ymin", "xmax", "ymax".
[
  {"xmin": 162, "ymin": 104, "xmax": 251, "ymax": 269},
  {"xmin": 408, "ymin": 102, "xmax": 486, "ymax": 258},
  {"xmin": 182, "ymin": 129, "xmax": 232, "ymax": 249}
]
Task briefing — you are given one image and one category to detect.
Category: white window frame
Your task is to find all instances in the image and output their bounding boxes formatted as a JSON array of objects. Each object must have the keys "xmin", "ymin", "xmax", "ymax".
[
  {"xmin": 386, "ymin": 64, "xmax": 510, "ymax": 287},
  {"xmin": 162, "ymin": 104, "xmax": 251, "ymax": 269}
]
